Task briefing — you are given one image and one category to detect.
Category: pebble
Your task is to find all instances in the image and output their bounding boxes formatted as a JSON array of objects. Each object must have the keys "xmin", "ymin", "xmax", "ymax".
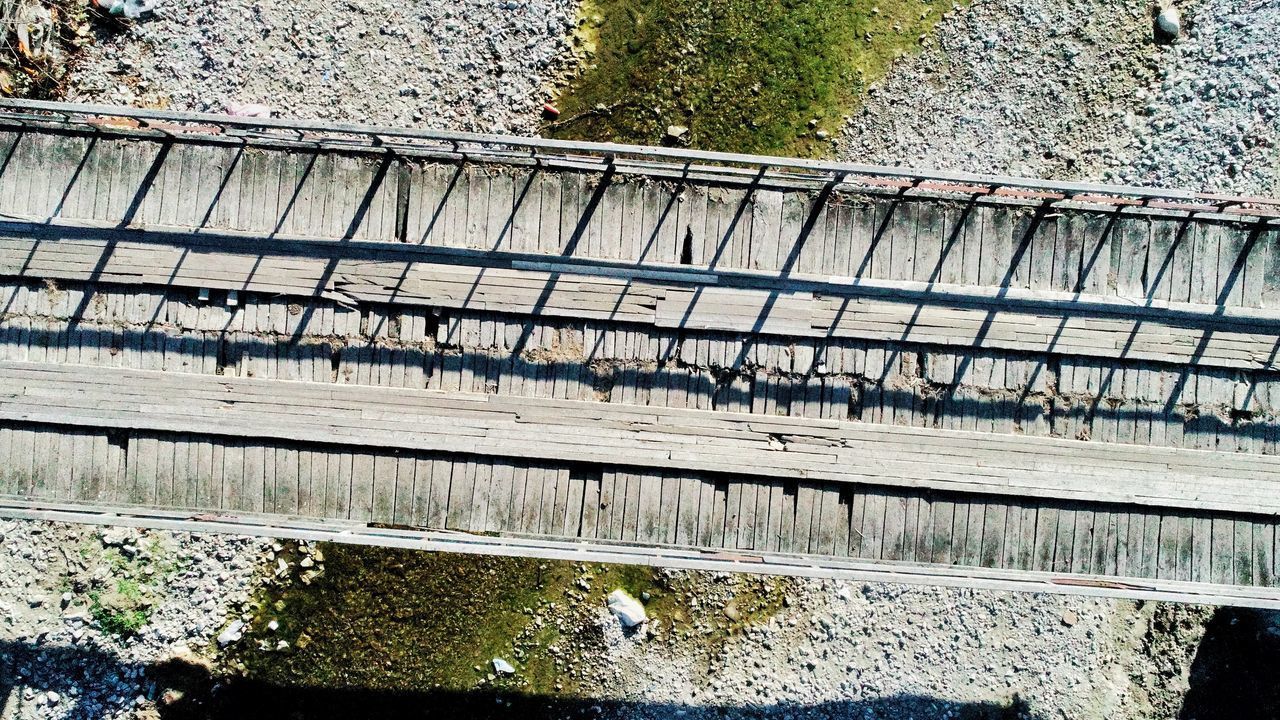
[{"xmin": 1156, "ymin": 6, "xmax": 1182, "ymax": 39}]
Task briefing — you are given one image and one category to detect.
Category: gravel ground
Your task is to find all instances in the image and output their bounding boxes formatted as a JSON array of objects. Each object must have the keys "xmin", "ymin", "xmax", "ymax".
[
  {"xmin": 838, "ymin": 0, "xmax": 1165, "ymax": 182},
  {"xmin": 0, "ymin": 522, "xmax": 1220, "ymax": 720},
  {"xmin": 65, "ymin": 0, "xmax": 576, "ymax": 134},
  {"xmin": 840, "ymin": 0, "xmax": 1280, "ymax": 197},
  {"xmin": 1119, "ymin": 0, "xmax": 1280, "ymax": 195},
  {"xmin": 587, "ymin": 578, "xmax": 1203, "ymax": 719},
  {"xmin": 0, "ymin": 520, "xmax": 270, "ymax": 720}
]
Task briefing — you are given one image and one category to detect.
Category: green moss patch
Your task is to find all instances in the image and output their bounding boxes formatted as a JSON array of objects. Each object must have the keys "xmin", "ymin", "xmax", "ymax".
[
  {"xmin": 551, "ymin": 0, "xmax": 959, "ymax": 155},
  {"xmin": 228, "ymin": 545, "xmax": 793, "ymax": 697},
  {"xmin": 230, "ymin": 546, "xmax": 573, "ymax": 693}
]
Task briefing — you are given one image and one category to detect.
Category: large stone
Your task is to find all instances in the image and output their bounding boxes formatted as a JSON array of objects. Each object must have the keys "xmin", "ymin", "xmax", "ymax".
[
  {"xmin": 1156, "ymin": 6, "xmax": 1181, "ymax": 39},
  {"xmin": 607, "ymin": 589, "xmax": 647, "ymax": 628},
  {"xmin": 216, "ymin": 619, "xmax": 245, "ymax": 647},
  {"xmin": 100, "ymin": 528, "xmax": 136, "ymax": 548}
]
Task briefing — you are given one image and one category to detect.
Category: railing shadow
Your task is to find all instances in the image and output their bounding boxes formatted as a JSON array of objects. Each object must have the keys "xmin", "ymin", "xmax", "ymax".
[{"xmin": 4, "ymin": 136, "xmax": 1275, "ymax": 437}]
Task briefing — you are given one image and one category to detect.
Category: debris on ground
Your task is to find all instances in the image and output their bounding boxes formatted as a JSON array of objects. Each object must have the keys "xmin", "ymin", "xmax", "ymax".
[
  {"xmin": 91, "ymin": 0, "xmax": 157, "ymax": 20},
  {"xmin": 14, "ymin": 3, "xmax": 57, "ymax": 61},
  {"xmin": 663, "ymin": 124, "xmax": 689, "ymax": 145},
  {"xmin": 217, "ymin": 619, "xmax": 246, "ymax": 647},
  {"xmin": 225, "ymin": 100, "xmax": 271, "ymax": 118},
  {"xmin": 607, "ymin": 589, "xmax": 647, "ymax": 628},
  {"xmin": 2, "ymin": 0, "xmax": 95, "ymax": 98}
]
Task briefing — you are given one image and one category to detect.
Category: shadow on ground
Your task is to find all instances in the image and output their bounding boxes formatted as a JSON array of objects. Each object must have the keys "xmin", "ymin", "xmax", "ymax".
[
  {"xmin": 1179, "ymin": 607, "xmax": 1280, "ymax": 720},
  {"xmin": 0, "ymin": 638, "xmax": 1037, "ymax": 720},
  {"xmin": 3, "ymin": 606, "xmax": 1280, "ymax": 720}
]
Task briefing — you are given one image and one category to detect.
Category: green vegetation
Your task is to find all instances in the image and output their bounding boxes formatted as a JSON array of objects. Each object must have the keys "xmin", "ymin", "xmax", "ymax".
[
  {"xmin": 89, "ymin": 578, "xmax": 150, "ymax": 636},
  {"xmin": 232, "ymin": 546, "xmax": 576, "ymax": 693},
  {"xmin": 75, "ymin": 534, "xmax": 179, "ymax": 637},
  {"xmin": 230, "ymin": 544, "xmax": 790, "ymax": 696},
  {"xmin": 551, "ymin": 0, "xmax": 959, "ymax": 155}
]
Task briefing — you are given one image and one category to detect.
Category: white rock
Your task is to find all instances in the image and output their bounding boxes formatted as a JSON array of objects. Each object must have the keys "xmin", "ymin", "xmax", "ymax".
[
  {"xmin": 492, "ymin": 657, "xmax": 516, "ymax": 674},
  {"xmin": 1157, "ymin": 6, "xmax": 1181, "ymax": 38},
  {"xmin": 216, "ymin": 619, "xmax": 245, "ymax": 647},
  {"xmin": 607, "ymin": 589, "xmax": 647, "ymax": 628},
  {"xmin": 100, "ymin": 528, "xmax": 135, "ymax": 547}
]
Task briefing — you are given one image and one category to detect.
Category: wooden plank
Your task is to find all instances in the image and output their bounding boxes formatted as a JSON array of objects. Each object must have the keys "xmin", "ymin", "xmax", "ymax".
[
  {"xmin": 521, "ymin": 463, "xmax": 547, "ymax": 534},
  {"xmin": 959, "ymin": 500, "xmax": 986, "ymax": 568},
  {"xmin": 580, "ymin": 467, "xmax": 602, "ymax": 539},
  {"xmin": 1235, "ymin": 518, "xmax": 1255, "ymax": 585},
  {"xmin": 392, "ymin": 454, "xmax": 417, "ymax": 526},
  {"xmin": 998, "ymin": 501, "xmax": 1026, "ymax": 570},
  {"xmin": 881, "ymin": 494, "xmax": 906, "ymax": 561},
  {"xmin": 1031, "ymin": 505, "xmax": 1056, "ymax": 572},
  {"xmin": 813, "ymin": 485, "xmax": 840, "ymax": 556},
  {"xmin": 472, "ymin": 458, "xmax": 495, "ymax": 533},
  {"xmin": 1257, "ymin": 522, "xmax": 1275, "ymax": 587},
  {"xmin": 1117, "ymin": 216, "xmax": 1151, "ymax": 297},
  {"xmin": 563, "ymin": 465, "xmax": 585, "ymax": 537},
  {"xmin": 1138, "ymin": 509, "xmax": 1162, "ymax": 580},
  {"xmin": 276, "ymin": 445, "xmax": 300, "ymax": 516},
  {"xmin": 856, "ymin": 488, "xmax": 885, "ymax": 560},
  {"xmin": 444, "ymin": 458, "xmax": 474, "ymax": 530}
]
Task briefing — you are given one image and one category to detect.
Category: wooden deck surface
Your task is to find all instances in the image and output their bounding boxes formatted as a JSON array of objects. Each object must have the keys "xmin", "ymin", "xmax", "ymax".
[{"xmin": 0, "ymin": 109, "xmax": 1278, "ymax": 604}]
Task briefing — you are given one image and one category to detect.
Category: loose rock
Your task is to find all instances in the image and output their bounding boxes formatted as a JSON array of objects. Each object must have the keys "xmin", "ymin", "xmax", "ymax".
[
  {"xmin": 1156, "ymin": 5, "xmax": 1181, "ymax": 40},
  {"xmin": 607, "ymin": 589, "xmax": 647, "ymax": 628},
  {"xmin": 217, "ymin": 619, "xmax": 245, "ymax": 647}
]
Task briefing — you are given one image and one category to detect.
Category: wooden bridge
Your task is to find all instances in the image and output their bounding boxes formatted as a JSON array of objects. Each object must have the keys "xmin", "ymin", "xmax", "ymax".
[{"xmin": 2, "ymin": 99, "xmax": 1280, "ymax": 608}]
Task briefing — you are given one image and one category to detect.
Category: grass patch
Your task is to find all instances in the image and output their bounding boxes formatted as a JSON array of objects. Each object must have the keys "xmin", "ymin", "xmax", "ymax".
[
  {"xmin": 89, "ymin": 578, "xmax": 150, "ymax": 636},
  {"xmin": 73, "ymin": 533, "xmax": 178, "ymax": 637},
  {"xmin": 550, "ymin": 0, "xmax": 959, "ymax": 155}
]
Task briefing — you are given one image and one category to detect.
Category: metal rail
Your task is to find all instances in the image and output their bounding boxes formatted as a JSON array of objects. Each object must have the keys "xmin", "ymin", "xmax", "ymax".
[{"xmin": 2, "ymin": 98, "xmax": 1278, "ymax": 217}]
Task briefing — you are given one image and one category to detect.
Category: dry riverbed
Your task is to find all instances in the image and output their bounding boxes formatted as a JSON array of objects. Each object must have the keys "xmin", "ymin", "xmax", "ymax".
[{"xmin": 0, "ymin": 524, "xmax": 1249, "ymax": 719}]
